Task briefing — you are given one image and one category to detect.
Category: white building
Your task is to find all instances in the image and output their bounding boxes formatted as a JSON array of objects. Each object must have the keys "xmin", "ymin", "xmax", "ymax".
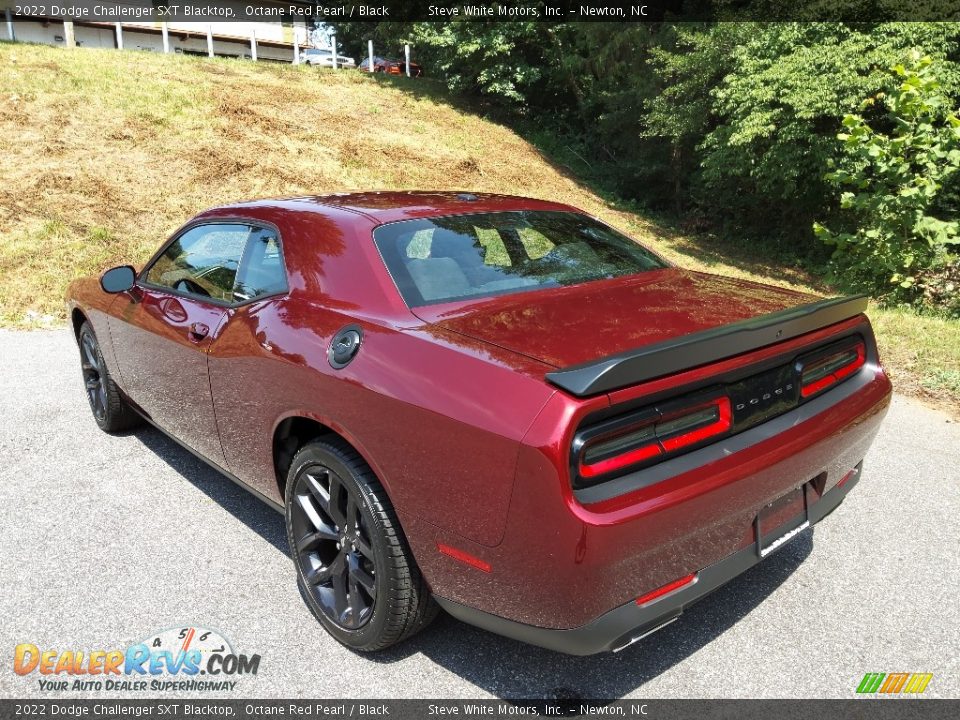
[{"xmin": 2, "ymin": 2, "xmax": 318, "ymax": 63}]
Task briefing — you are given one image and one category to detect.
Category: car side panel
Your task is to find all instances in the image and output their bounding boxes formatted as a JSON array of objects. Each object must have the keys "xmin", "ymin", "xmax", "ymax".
[
  {"xmin": 207, "ymin": 296, "xmax": 555, "ymax": 548},
  {"xmin": 66, "ymin": 278, "xmax": 124, "ymax": 381},
  {"xmin": 106, "ymin": 287, "xmax": 229, "ymax": 466}
]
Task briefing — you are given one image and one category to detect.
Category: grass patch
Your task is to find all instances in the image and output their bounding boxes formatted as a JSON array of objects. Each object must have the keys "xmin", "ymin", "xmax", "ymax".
[
  {"xmin": 1, "ymin": 42, "xmax": 958, "ymax": 414},
  {"xmin": 869, "ymin": 307, "xmax": 960, "ymax": 413}
]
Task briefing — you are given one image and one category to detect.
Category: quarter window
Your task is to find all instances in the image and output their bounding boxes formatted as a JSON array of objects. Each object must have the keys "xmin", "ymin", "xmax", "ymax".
[
  {"xmin": 234, "ymin": 229, "xmax": 287, "ymax": 301},
  {"xmin": 144, "ymin": 223, "xmax": 287, "ymax": 304}
]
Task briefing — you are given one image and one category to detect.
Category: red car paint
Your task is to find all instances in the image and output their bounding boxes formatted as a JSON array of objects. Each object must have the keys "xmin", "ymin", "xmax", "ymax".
[{"xmin": 66, "ymin": 192, "xmax": 891, "ymax": 650}]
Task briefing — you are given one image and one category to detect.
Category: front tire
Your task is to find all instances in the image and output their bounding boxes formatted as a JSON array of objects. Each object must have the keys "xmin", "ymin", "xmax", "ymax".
[
  {"xmin": 285, "ymin": 438, "xmax": 437, "ymax": 651},
  {"xmin": 78, "ymin": 321, "xmax": 141, "ymax": 433}
]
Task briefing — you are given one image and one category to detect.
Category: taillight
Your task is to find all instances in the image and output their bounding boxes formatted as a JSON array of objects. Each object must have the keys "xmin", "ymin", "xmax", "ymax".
[
  {"xmin": 580, "ymin": 433, "xmax": 661, "ymax": 479},
  {"xmin": 572, "ymin": 333, "xmax": 869, "ymax": 487},
  {"xmin": 578, "ymin": 395, "xmax": 732, "ymax": 480},
  {"xmin": 798, "ymin": 340, "xmax": 865, "ymax": 399},
  {"xmin": 658, "ymin": 397, "xmax": 732, "ymax": 451}
]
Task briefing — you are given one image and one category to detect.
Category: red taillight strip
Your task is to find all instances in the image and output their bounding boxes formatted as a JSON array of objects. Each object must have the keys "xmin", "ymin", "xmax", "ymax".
[
  {"xmin": 800, "ymin": 373, "xmax": 837, "ymax": 398},
  {"xmin": 579, "ymin": 396, "xmax": 732, "ymax": 478},
  {"xmin": 832, "ymin": 343, "xmax": 866, "ymax": 380},
  {"xmin": 659, "ymin": 397, "xmax": 732, "ymax": 452},
  {"xmin": 636, "ymin": 573, "xmax": 698, "ymax": 606},
  {"xmin": 800, "ymin": 342, "xmax": 865, "ymax": 398},
  {"xmin": 436, "ymin": 543, "xmax": 491, "ymax": 573},
  {"xmin": 580, "ymin": 442, "xmax": 662, "ymax": 478}
]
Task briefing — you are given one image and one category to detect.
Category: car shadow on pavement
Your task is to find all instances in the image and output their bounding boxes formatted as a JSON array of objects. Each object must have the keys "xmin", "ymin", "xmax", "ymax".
[
  {"xmin": 132, "ymin": 423, "xmax": 813, "ymax": 700},
  {"xmin": 133, "ymin": 426, "xmax": 288, "ymax": 554},
  {"xmin": 369, "ymin": 534, "xmax": 815, "ymax": 700}
]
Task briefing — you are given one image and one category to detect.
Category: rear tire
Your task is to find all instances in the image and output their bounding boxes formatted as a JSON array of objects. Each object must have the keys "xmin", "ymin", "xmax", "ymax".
[
  {"xmin": 78, "ymin": 321, "xmax": 142, "ymax": 433},
  {"xmin": 285, "ymin": 438, "xmax": 437, "ymax": 651}
]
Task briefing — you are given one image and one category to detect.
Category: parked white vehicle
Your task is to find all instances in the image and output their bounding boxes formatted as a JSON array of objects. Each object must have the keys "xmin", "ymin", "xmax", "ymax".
[{"xmin": 296, "ymin": 48, "xmax": 356, "ymax": 69}]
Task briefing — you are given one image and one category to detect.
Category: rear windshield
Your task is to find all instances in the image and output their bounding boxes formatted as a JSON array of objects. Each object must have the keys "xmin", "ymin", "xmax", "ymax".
[{"xmin": 373, "ymin": 211, "xmax": 668, "ymax": 307}]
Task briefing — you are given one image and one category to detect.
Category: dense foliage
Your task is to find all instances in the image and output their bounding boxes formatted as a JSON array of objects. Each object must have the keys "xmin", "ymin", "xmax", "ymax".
[
  {"xmin": 815, "ymin": 55, "xmax": 960, "ymax": 312},
  {"xmin": 332, "ymin": 20, "xmax": 960, "ymax": 312}
]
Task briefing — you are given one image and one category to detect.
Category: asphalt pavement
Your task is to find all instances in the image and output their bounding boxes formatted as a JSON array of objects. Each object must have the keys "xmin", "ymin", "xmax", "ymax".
[{"xmin": 1, "ymin": 329, "xmax": 957, "ymax": 699}]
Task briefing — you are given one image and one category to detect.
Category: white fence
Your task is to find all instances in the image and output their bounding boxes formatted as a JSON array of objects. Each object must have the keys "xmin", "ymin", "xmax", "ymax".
[
  {"xmin": 2, "ymin": 7, "xmax": 415, "ymax": 74},
  {"xmin": 2, "ymin": 8, "xmax": 311, "ymax": 63}
]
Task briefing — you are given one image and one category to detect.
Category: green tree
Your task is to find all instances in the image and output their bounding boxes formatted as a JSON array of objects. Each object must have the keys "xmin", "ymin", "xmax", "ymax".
[
  {"xmin": 331, "ymin": 20, "xmax": 566, "ymax": 109},
  {"xmin": 331, "ymin": 19, "xmax": 960, "ymax": 278},
  {"xmin": 645, "ymin": 23, "xmax": 960, "ymax": 249},
  {"xmin": 643, "ymin": 23, "xmax": 744, "ymax": 214},
  {"xmin": 815, "ymin": 54, "xmax": 960, "ymax": 311}
]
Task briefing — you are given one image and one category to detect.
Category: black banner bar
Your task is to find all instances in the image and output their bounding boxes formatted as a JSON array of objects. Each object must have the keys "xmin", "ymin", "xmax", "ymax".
[
  {"xmin": 3, "ymin": 1, "xmax": 960, "ymax": 23},
  {"xmin": 1, "ymin": 700, "xmax": 958, "ymax": 720}
]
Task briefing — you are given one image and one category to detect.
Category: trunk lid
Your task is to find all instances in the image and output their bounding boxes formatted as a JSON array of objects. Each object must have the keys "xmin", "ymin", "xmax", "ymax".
[{"xmin": 412, "ymin": 269, "xmax": 817, "ymax": 369}]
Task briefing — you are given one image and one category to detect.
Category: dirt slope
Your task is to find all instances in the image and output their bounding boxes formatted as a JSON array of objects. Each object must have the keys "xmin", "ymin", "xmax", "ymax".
[{"xmin": 1, "ymin": 42, "xmax": 681, "ymax": 323}]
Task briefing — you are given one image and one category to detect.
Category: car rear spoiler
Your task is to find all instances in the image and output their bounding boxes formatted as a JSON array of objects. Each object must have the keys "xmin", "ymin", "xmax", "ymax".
[{"xmin": 545, "ymin": 294, "xmax": 870, "ymax": 397}]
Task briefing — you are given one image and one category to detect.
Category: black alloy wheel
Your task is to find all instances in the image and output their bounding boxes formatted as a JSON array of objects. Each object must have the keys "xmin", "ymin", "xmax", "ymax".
[
  {"xmin": 290, "ymin": 464, "xmax": 378, "ymax": 629},
  {"xmin": 80, "ymin": 330, "xmax": 108, "ymax": 423},
  {"xmin": 77, "ymin": 322, "xmax": 141, "ymax": 433},
  {"xmin": 285, "ymin": 439, "xmax": 437, "ymax": 651}
]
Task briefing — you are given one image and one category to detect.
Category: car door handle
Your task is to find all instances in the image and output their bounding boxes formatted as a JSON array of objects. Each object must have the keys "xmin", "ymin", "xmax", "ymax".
[{"xmin": 188, "ymin": 322, "xmax": 209, "ymax": 342}]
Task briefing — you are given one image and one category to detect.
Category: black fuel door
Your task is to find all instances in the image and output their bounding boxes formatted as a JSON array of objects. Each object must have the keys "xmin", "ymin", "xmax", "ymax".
[{"xmin": 328, "ymin": 325, "xmax": 363, "ymax": 369}]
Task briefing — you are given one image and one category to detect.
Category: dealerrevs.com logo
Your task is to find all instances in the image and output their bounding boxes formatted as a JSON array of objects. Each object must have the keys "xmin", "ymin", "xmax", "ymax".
[{"xmin": 13, "ymin": 626, "xmax": 261, "ymax": 692}]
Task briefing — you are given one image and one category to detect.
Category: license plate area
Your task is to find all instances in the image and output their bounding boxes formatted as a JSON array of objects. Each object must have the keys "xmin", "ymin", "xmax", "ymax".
[{"xmin": 755, "ymin": 483, "xmax": 811, "ymax": 558}]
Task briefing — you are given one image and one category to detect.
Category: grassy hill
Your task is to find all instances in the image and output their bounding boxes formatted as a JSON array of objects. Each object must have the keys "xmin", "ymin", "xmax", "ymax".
[{"xmin": 1, "ymin": 41, "xmax": 957, "ymax": 413}]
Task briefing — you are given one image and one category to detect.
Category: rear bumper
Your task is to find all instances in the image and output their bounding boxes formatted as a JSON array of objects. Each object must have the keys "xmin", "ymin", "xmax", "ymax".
[
  {"xmin": 407, "ymin": 350, "xmax": 890, "ymax": 638},
  {"xmin": 436, "ymin": 467, "xmax": 860, "ymax": 655}
]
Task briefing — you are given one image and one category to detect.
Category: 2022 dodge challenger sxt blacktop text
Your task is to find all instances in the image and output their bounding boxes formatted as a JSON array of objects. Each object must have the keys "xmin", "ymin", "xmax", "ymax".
[{"xmin": 66, "ymin": 192, "xmax": 891, "ymax": 654}]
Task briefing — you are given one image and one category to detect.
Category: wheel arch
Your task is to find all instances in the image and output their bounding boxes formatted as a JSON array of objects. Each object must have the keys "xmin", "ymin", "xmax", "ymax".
[
  {"xmin": 271, "ymin": 412, "xmax": 397, "ymax": 507},
  {"xmin": 71, "ymin": 307, "xmax": 88, "ymax": 340}
]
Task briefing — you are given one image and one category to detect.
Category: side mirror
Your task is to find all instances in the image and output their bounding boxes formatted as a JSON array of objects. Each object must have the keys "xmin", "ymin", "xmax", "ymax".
[{"xmin": 100, "ymin": 265, "xmax": 136, "ymax": 294}]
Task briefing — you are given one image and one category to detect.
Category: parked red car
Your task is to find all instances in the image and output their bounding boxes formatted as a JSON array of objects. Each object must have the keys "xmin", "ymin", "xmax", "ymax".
[
  {"xmin": 66, "ymin": 192, "xmax": 891, "ymax": 654},
  {"xmin": 358, "ymin": 55, "xmax": 423, "ymax": 76}
]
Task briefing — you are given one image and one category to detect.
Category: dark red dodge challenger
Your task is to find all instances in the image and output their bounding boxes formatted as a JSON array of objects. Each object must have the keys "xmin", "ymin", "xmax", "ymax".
[{"xmin": 67, "ymin": 192, "xmax": 891, "ymax": 654}]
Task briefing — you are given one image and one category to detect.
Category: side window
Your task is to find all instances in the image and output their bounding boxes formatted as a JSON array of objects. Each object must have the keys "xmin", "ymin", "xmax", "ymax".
[
  {"xmin": 145, "ymin": 224, "xmax": 248, "ymax": 302},
  {"xmin": 234, "ymin": 228, "xmax": 288, "ymax": 301}
]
